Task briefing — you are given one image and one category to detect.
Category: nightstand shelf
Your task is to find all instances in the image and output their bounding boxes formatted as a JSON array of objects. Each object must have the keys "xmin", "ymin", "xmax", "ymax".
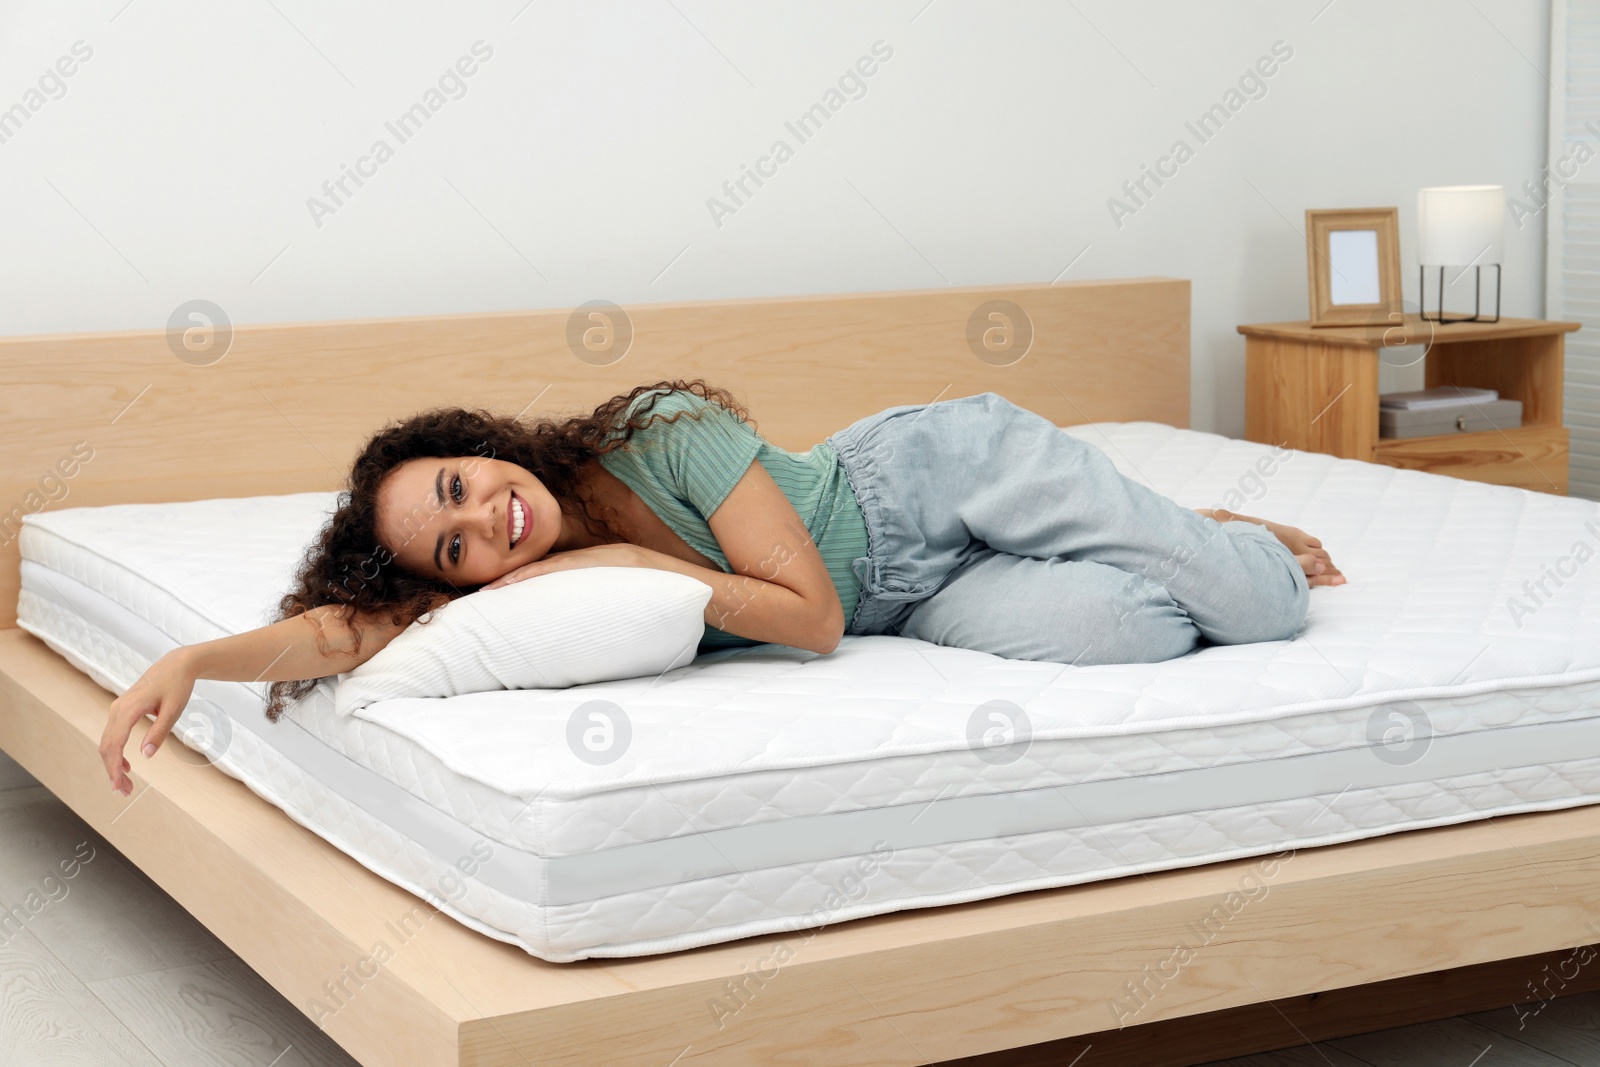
[{"xmin": 1239, "ymin": 316, "xmax": 1581, "ymax": 495}]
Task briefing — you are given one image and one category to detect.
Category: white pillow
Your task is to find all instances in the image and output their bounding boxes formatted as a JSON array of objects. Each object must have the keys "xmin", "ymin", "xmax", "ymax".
[{"xmin": 332, "ymin": 567, "xmax": 713, "ymax": 715}]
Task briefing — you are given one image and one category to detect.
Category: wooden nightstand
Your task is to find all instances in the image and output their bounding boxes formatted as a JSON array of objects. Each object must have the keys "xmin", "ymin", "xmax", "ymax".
[{"xmin": 1239, "ymin": 316, "xmax": 1581, "ymax": 494}]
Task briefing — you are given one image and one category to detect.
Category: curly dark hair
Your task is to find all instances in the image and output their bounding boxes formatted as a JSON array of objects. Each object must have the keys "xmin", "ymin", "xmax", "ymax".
[{"xmin": 262, "ymin": 378, "xmax": 750, "ymax": 722}]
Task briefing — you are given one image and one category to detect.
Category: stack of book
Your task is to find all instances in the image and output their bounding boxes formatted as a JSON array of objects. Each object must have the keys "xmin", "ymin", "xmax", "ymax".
[{"xmin": 1378, "ymin": 387, "xmax": 1523, "ymax": 439}]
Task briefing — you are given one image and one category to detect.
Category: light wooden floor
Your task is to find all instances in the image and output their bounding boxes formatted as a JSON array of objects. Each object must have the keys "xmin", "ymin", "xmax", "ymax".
[
  {"xmin": 0, "ymin": 763, "xmax": 360, "ymax": 1067},
  {"xmin": 2, "ymin": 755, "xmax": 1597, "ymax": 1067}
]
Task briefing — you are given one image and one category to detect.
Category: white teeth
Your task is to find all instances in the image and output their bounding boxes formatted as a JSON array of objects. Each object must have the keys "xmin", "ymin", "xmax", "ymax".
[{"xmin": 511, "ymin": 496, "xmax": 525, "ymax": 545}]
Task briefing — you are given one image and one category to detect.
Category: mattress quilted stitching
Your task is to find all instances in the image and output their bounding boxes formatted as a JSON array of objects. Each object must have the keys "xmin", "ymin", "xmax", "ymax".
[{"xmin": 16, "ymin": 422, "xmax": 1600, "ymax": 960}]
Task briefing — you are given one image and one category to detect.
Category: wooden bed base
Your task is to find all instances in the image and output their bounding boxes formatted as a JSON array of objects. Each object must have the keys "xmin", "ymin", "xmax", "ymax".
[{"xmin": 3, "ymin": 278, "xmax": 1599, "ymax": 1066}]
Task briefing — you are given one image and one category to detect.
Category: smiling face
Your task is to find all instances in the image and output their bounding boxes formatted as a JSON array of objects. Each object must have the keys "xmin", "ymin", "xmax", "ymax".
[{"xmin": 377, "ymin": 455, "xmax": 567, "ymax": 586}]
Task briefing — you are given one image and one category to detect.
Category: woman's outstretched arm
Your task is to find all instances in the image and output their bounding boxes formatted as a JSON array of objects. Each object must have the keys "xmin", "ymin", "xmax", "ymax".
[{"xmin": 99, "ymin": 605, "xmax": 410, "ymax": 795}]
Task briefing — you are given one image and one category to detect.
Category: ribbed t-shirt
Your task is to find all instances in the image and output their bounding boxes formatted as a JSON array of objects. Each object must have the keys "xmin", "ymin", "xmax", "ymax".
[{"xmin": 596, "ymin": 389, "xmax": 869, "ymax": 650}]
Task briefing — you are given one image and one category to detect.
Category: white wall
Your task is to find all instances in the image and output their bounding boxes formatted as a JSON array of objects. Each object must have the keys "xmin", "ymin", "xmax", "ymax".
[{"xmin": 0, "ymin": 0, "xmax": 1549, "ymax": 435}]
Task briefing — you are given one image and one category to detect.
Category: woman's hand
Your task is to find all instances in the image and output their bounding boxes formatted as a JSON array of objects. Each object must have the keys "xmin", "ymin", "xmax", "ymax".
[
  {"xmin": 100, "ymin": 648, "xmax": 198, "ymax": 796},
  {"xmin": 481, "ymin": 543, "xmax": 646, "ymax": 590},
  {"xmin": 1195, "ymin": 508, "xmax": 1346, "ymax": 588}
]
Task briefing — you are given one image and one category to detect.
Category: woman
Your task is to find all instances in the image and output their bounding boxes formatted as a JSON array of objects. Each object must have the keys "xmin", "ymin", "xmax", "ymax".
[{"xmin": 100, "ymin": 380, "xmax": 1343, "ymax": 795}]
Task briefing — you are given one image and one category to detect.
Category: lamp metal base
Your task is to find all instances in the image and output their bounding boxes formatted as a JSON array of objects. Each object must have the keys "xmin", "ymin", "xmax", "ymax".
[{"xmin": 1419, "ymin": 264, "xmax": 1501, "ymax": 323}]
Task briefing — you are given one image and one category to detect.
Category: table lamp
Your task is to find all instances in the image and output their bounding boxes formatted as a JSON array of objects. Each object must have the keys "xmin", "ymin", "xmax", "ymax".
[{"xmin": 1417, "ymin": 184, "xmax": 1503, "ymax": 323}]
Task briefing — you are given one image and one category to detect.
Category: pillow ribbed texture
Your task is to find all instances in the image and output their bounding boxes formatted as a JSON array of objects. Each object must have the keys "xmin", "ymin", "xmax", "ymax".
[{"xmin": 332, "ymin": 567, "xmax": 713, "ymax": 715}]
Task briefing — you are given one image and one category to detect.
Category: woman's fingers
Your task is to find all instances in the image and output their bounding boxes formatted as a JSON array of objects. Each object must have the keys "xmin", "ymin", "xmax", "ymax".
[
  {"xmin": 140, "ymin": 697, "xmax": 182, "ymax": 758},
  {"xmin": 485, "ymin": 561, "xmax": 550, "ymax": 589},
  {"xmin": 483, "ymin": 566, "xmax": 524, "ymax": 589},
  {"xmin": 97, "ymin": 651, "xmax": 201, "ymax": 797},
  {"xmin": 101, "ymin": 699, "xmax": 145, "ymax": 795}
]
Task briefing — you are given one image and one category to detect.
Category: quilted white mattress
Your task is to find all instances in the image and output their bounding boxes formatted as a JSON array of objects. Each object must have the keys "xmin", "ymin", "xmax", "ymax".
[{"xmin": 16, "ymin": 422, "xmax": 1600, "ymax": 962}]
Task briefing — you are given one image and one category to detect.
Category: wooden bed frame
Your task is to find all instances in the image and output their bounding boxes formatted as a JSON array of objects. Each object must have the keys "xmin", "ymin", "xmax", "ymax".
[{"xmin": 2, "ymin": 277, "xmax": 1599, "ymax": 1067}]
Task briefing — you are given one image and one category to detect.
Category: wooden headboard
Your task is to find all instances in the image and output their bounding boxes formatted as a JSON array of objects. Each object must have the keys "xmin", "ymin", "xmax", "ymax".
[{"xmin": 0, "ymin": 277, "xmax": 1189, "ymax": 627}]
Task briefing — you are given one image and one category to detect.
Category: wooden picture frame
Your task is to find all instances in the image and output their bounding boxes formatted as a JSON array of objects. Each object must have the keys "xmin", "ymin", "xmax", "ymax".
[{"xmin": 1305, "ymin": 207, "xmax": 1402, "ymax": 327}]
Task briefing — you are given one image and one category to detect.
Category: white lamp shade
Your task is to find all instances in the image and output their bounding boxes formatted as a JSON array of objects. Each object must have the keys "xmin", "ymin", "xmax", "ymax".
[{"xmin": 1417, "ymin": 185, "xmax": 1504, "ymax": 266}]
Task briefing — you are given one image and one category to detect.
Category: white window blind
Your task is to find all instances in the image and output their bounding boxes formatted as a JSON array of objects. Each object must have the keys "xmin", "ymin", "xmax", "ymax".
[{"xmin": 1550, "ymin": 0, "xmax": 1600, "ymax": 500}]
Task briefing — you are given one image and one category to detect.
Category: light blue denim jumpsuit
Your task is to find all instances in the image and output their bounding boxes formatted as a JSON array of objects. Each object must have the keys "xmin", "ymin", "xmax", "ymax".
[{"xmin": 823, "ymin": 392, "xmax": 1310, "ymax": 665}]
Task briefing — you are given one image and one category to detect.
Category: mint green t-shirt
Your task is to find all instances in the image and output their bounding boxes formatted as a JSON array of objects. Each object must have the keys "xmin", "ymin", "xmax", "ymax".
[{"xmin": 596, "ymin": 390, "xmax": 869, "ymax": 650}]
